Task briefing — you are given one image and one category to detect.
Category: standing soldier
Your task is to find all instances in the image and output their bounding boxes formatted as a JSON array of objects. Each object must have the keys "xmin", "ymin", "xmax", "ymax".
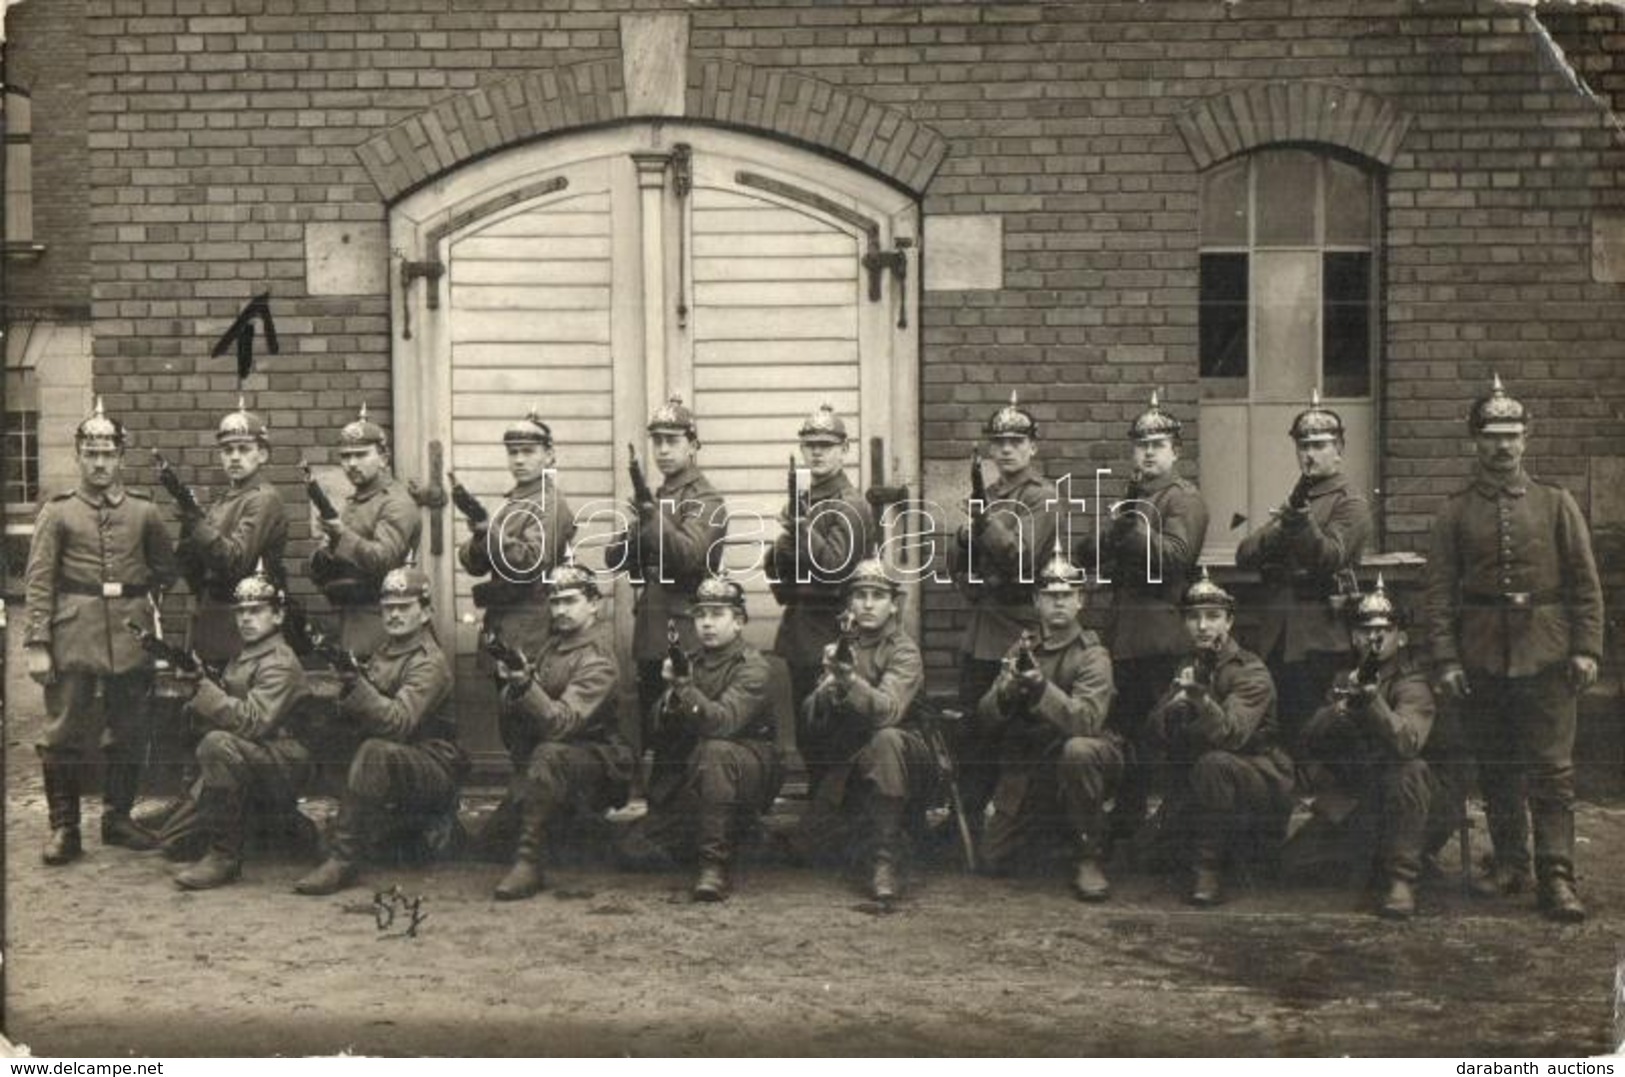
[
  {"xmin": 975, "ymin": 545, "xmax": 1121, "ymax": 901},
  {"xmin": 952, "ymin": 391, "xmax": 1056, "ymax": 822},
  {"xmin": 1146, "ymin": 570, "xmax": 1294, "ymax": 907},
  {"xmin": 1100, "ymin": 391, "xmax": 1209, "ymax": 845},
  {"xmin": 1291, "ymin": 576, "xmax": 1454, "ymax": 920},
  {"xmin": 457, "ymin": 407, "xmax": 573, "ymax": 658},
  {"xmin": 793, "ymin": 557, "xmax": 932, "ymax": 902},
  {"xmin": 484, "ymin": 560, "xmax": 632, "ymax": 901},
  {"xmin": 1423, "ymin": 376, "xmax": 1603, "ymax": 922},
  {"xmin": 24, "ymin": 399, "xmax": 178, "ymax": 864},
  {"xmin": 767, "ymin": 403, "xmax": 874, "ymax": 761},
  {"xmin": 307, "ymin": 403, "xmax": 421, "ymax": 656},
  {"xmin": 294, "ymin": 567, "xmax": 467, "ymax": 896},
  {"xmin": 622, "ymin": 572, "xmax": 781, "ymax": 902},
  {"xmin": 172, "ymin": 565, "xmax": 313, "ymax": 889},
  {"xmin": 606, "ymin": 395, "xmax": 728, "ymax": 772},
  {"xmin": 1236, "ymin": 390, "xmax": 1373, "ymax": 738}
]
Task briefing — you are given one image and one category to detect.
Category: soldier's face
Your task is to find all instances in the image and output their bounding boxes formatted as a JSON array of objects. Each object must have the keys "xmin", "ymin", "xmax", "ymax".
[
  {"xmin": 339, "ymin": 445, "xmax": 386, "ymax": 487},
  {"xmin": 1035, "ymin": 589, "xmax": 1082, "ymax": 632},
  {"xmin": 693, "ymin": 605, "xmax": 744, "ymax": 649},
  {"xmin": 1183, "ymin": 607, "xmax": 1232, "ymax": 651},
  {"xmin": 1352, "ymin": 623, "xmax": 1403, "ymax": 662},
  {"xmin": 1133, "ymin": 437, "xmax": 1176, "ymax": 480},
  {"xmin": 381, "ymin": 598, "xmax": 428, "ymax": 639},
  {"xmin": 1475, "ymin": 430, "xmax": 1526, "ymax": 474},
  {"xmin": 650, "ymin": 432, "xmax": 696, "ymax": 477},
  {"xmin": 506, "ymin": 443, "xmax": 554, "ymax": 485},
  {"xmin": 233, "ymin": 602, "xmax": 283, "ymax": 645},
  {"xmin": 798, "ymin": 439, "xmax": 845, "ymax": 481},
  {"xmin": 76, "ymin": 445, "xmax": 123, "ymax": 489},
  {"xmin": 988, "ymin": 435, "xmax": 1034, "ymax": 475},
  {"xmin": 1296, "ymin": 439, "xmax": 1343, "ymax": 480},
  {"xmin": 847, "ymin": 585, "xmax": 896, "ymax": 632},
  {"xmin": 547, "ymin": 591, "xmax": 597, "ymax": 635},
  {"xmin": 219, "ymin": 440, "xmax": 269, "ymax": 483}
]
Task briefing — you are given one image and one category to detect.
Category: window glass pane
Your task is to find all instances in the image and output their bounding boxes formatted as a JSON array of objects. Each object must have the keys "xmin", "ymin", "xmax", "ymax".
[
  {"xmin": 1200, "ymin": 158, "xmax": 1248, "ymax": 247},
  {"xmin": 1325, "ymin": 158, "xmax": 1374, "ymax": 247},
  {"xmin": 1323, "ymin": 251, "xmax": 1372, "ymax": 398},
  {"xmin": 1255, "ymin": 149, "xmax": 1318, "ymax": 246},
  {"xmin": 1199, "ymin": 253, "xmax": 1248, "ymax": 398},
  {"xmin": 1253, "ymin": 249, "xmax": 1319, "ymax": 402}
]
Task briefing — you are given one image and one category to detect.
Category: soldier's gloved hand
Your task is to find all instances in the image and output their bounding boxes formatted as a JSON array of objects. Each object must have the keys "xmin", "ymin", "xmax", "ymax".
[
  {"xmin": 25, "ymin": 645, "xmax": 55, "ymax": 686},
  {"xmin": 1437, "ymin": 666, "xmax": 1470, "ymax": 700},
  {"xmin": 1569, "ymin": 654, "xmax": 1599, "ymax": 692},
  {"xmin": 496, "ymin": 654, "xmax": 532, "ymax": 694},
  {"xmin": 820, "ymin": 643, "xmax": 855, "ymax": 688}
]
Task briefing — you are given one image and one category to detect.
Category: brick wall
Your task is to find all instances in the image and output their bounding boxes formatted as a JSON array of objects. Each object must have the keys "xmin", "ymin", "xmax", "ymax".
[{"xmin": 64, "ymin": 0, "xmax": 1625, "ymax": 670}]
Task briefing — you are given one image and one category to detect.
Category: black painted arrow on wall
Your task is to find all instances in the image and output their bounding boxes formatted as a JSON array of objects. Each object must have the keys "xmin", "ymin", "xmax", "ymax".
[{"xmin": 212, "ymin": 292, "xmax": 280, "ymax": 383}]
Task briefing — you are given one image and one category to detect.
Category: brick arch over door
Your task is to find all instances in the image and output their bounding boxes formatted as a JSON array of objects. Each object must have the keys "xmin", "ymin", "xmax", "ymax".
[
  {"xmin": 355, "ymin": 58, "xmax": 950, "ymax": 202},
  {"xmin": 1174, "ymin": 81, "xmax": 1414, "ymax": 170}
]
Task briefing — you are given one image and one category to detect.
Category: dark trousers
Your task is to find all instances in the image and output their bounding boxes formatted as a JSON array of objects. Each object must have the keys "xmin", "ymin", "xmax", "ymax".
[
  {"xmin": 329, "ymin": 738, "xmax": 460, "ymax": 861},
  {"xmin": 1292, "ymin": 758, "xmax": 1443, "ymax": 884},
  {"xmin": 983, "ymin": 736, "xmax": 1124, "ymax": 872},
  {"xmin": 1269, "ymin": 648, "xmax": 1345, "ymax": 746},
  {"xmin": 196, "ymin": 729, "xmax": 312, "ymax": 811},
  {"xmin": 1163, "ymin": 749, "xmax": 1294, "ymax": 869},
  {"xmin": 795, "ymin": 727, "xmax": 933, "ymax": 863},
  {"xmin": 639, "ymin": 738, "xmax": 780, "ymax": 864},
  {"xmin": 1109, "ymin": 653, "xmax": 1179, "ymax": 832},
  {"xmin": 39, "ymin": 669, "xmax": 155, "ymax": 811}
]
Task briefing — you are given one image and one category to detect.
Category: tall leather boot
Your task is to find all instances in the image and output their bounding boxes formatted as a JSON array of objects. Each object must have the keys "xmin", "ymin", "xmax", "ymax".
[
  {"xmin": 693, "ymin": 802, "xmax": 735, "ymax": 902},
  {"xmin": 294, "ymin": 798, "xmax": 367, "ymax": 896},
  {"xmin": 869, "ymin": 795, "xmax": 905, "ymax": 902},
  {"xmin": 1474, "ymin": 771, "xmax": 1532, "ymax": 897},
  {"xmin": 1072, "ymin": 810, "xmax": 1111, "ymax": 902},
  {"xmin": 494, "ymin": 795, "xmax": 550, "ymax": 901},
  {"xmin": 1533, "ymin": 803, "xmax": 1585, "ymax": 923},
  {"xmin": 41, "ymin": 761, "xmax": 83, "ymax": 866},
  {"xmin": 175, "ymin": 786, "xmax": 245, "ymax": 890},
  {"xmin": 101, "ymin": 759, "xmax": 159, "ymax": 850}
]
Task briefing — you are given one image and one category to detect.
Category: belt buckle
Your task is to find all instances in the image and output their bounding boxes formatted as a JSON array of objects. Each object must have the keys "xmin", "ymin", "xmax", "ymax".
[
  {"xmin": 101, "ymin": 582, "xmax": 123, "ymax": 598},
  {"xmin": 1505, "ymin": 592, "xmax": 1531, "ymax": 608}
]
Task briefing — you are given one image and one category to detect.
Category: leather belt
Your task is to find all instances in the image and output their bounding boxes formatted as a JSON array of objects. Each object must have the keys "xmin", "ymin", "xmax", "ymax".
[
  {"xmin": 1461, "ymin": 588, "xmax": 1563, "ymax": 609},
  {"xmin": 59, "ymin": 580, "xmax": 149, "ymax": 598}
]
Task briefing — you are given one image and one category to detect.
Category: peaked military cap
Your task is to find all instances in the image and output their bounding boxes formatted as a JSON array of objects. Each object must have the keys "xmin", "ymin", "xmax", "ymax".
[
  {"xmin": 217, "ymin": 395, "xmax": 270, "ymax": 446},
  {"xmin": 1128, "ymin": 389, "xmax": 1182, "ymax": 442},
  {"xmin": 1468, "ymin": 373, "xmax": 1528, "ymax": 435},
  {"xmin": 984, "ymin": 391, "xmax": 1039, "ymax": 440},
  {"xmin": 1288, "ymin": 389, "xmax": 1345, "ymax": 445},
  {"xmin": 1180, "ymin": 565, "xmax": 1235, "ymax": 612},
  {"xmin": 75, "ymin": 397, "xmax": 127, "ymax": 450},
  {"xmin": 798, "ymin": 402, "xmax": 849, "ymax": 445}
]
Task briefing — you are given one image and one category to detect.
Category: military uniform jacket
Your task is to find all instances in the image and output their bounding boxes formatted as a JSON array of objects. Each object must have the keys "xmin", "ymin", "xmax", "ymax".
[
  {"xmin": 179, "ymin": 477, "xmax": 289, "ymax": 603},
  {"xmin": 503, "ymin": 623, "xmax": 620, "ymax": 744},
  {"xmin": 186, "ymin": 634, "xmax": 310, "ymax": 743},
  {"xmin": 804, "ymin": 622, "xmax": 925, "ymax": 743},
  {"xmin": 24, "ymin": 484, "xmax": 179, "ymax": 675},
  {"xmin": 1148, "ymin": 637, "xmax": 1289, "ymax": 776},
  {"xmin": 1300, "ymin": 650, "xmax": 1436, "ymax": 768},
  {"xmin": 458, "ymin": 473, "xmax": 575, "ymax": 607},
  {"xmin": 952, "ymin": 466, "xmax": 1057, "ymax": 661},
  {"xmin": 974, "ymin": 622, "xmax": 1116, "ymax": 759},
  {"xmin": 1103, "ymin": 473, "xmax": 1208, "ymax": 661},
  {"xmin": 1423, "ymin": 467, "xmax": 1604, "ymax": 679},
  {"xmin": 658, "ymin": 637, "xmax": 777, "ymax": 745},
  {"xmin": 770, "ymin": 470, "xmax": 874, "ymax": 664},
  {"xmin": 608, "ymin": 464, "xmax": 728, "ymax": 661},
  {"xmin": 340, "ymin": 629, "xmax": 457, "ymax": 744},
  {"xmin": 1236, "ymin": 472, "xmax": 1371, "ymax": 662},
  {"xmin": 310, "ymin": 474, "xmax": 421, "ymax": 606}
]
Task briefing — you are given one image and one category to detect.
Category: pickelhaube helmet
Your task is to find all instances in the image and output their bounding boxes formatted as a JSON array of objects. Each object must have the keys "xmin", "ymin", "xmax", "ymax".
[
  {"xmin": 1352, "ymin": 573, "xmax": 1401, "ymax": 629},
  {"xmin": 338, "ymin": 402, "xmax": 388, "ymax": 450},
  {"xmin": 1036, "ymin": 537, "xmax": 1085, "ymax": 594},
  {"xmin": 647, "ymin": 394, "xmax": 698, "ymax": 440},
  {"xmin": 984, "ymin": 391, "xmax": 1039, "ymax": 440},
  {"xmin": 1128, "ymin": 389, "xmax": 1182, "ymax": 442},
  {"xmin": 845, "ymin": 554, "xmax": 901, "ymax": 595},
  {"xmin": 797, "ymin": 402, "xmax": 848, "ymax": 445},
  {"xmin": 75, "ymin": 397, "xmax": 127, "ymax": 450},
  {"xmin": 379, "ymin": 565, "xmax": 432, "ymax": 606},
  {"xmin": 1468, "ymin": 373, "xmax": 1529, "ymax": 435},
  {"xmin": 548, "ymin": 546, "xmax": 600, "ymax": 599},
  {"xmin": 217, "ymin": 395, "xmax": 270, "ymax": 446},
  {"xmin": 692, "ymin": 569, "xmax": 747, "ymax": 612},
  {"xmin": 232, "ymin": 559, "xmax": 283, "ymax": 608},
  {"xmin": 1288, "ymin": 389, "xmax": 1345, "ymax": 445},
  {"xmin": 503, "ymin": 405, "xmax": 553, "ymax": 448},
  {"xmin": 1180, "ymin": 565, "xmax": 1235, "ymax": 612}
]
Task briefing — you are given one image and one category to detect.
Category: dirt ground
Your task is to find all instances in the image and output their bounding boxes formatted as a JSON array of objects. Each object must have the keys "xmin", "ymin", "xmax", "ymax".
[{"xmin": 3, "ymin": 642, "xmax": 1623, "ymax": 1057}]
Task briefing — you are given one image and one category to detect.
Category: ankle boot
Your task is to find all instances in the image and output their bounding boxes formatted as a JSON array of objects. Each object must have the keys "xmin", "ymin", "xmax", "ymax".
[
  {"xmin": 42, "ymin": 762, "xmax": 83, "ymax": 866},
  {"xmin": 1533, "ymin": 806, "xmax": 1585, "ymax": 923},
  {"xmin": 175, "ymin": 787, "xmax": 245, "ymax": 890},
  {"xmin": 1378, "ymin": 877, "xmax": 1416, "ymax": 920},
  {"xmin": 101, "ymin": 760, "xmax": 158, "ymax": 850},
  {"xmin": 869, "ymin": 795, "xmax": 905, "ymax": 902},
  {"xmin": 494, "ymin": 797, "xmax": 549, "ymax": 901},
  {"xmin": 295, "ymin": 799, "xmax": 366, "ymax": 895},
  {"xmin": 694, "ymin": 803, "xmax": 735, "ymax": 902}
]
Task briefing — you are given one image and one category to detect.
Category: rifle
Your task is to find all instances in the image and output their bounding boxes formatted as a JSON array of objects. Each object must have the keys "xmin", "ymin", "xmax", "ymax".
[
  {"xmin": 1332, "ymin": 639, "xmax": 1384, "ymax": 707},
  {"xmin": 125, "ymin": 619, "xmax": 216, "ymax": 681},
  {"xmin": 968, "ymin": 445, "xmax": 988, "ymax": 532},
  {"xmin": 307, "ymin": 625, "xmax": 360, "ymax": 679},
  {"xmin": 151, "ymin": 450, "xmax": 202, "ymax": 517},
  {"xmin": 1286, "ymin": 471, "xmax": 1315, "ymax": 513},
  {"xmin": 446, "ymin": 471, "xmax": 490, "ymax": 528},
  {"xmin": 479, "ymin": 627, "xmax": 526, "ymax": 671},
  {"xmin": 832, "ymin": 610, "xmax": 857, "ymax": 668},
  {"xmin": 920, "ymin": 705, "xmax": 979, "ymax": 873},
  {"xmin": 299, "ymin": 459, "xmax": 341, "ymax": 522},
  {"xmin": 628, "ymin": 443, "xmax": 655, "ymax": 509},
  {"xmin": 666, "ymin": 618, "xmax": 691, "ymax": 680}
]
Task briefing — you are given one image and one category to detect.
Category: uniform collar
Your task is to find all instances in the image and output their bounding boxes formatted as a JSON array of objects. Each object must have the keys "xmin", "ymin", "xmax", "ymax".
[
  {"xmin": 1306, "ymin": 472, "xmax": 1350, "ymax": 498},
  {"xmin": 989, "ymin": 465, "xmax": 1037, "ymax": 496},
  {"xmin": 547, "ymin": 623, "xmax": 600, "ymax": 654},
  {"xmin": 1037, "ymin": 620, "xmax": 1083, "ymax": 652},
  {"xmin": 351, "ymin": 474, "xmax": 392, "ymax": 503},
  {"xmin": 809, "ymin": 470, "xmax": 852, "ymax": 499},
  {"xmin": 508, "ymin": 473, "xmax": 551, "ymax": 500},
  {"xmin": 1472, "ymin": 466, "xmax": 1529, "ymax": 497},
  {"xmin": 856, "ymin": 619, "xmax": 901, "ymax": 648},
  {"xmin": 375, "ymin": 628, "xmax": 428, "ymax": 658},
  {"xmin": 694, "ymin": 634, "xmax": 747, "ymax": 667},
  {"xmin": 658, "ymin": 463, "xmax": 703, "ymax": 495},
  {"xmin": 1139, "ymin": 470, "xmax": 1178, "ymax": 495},
  {"xmin": 236, "ymin": 633, "xmax": 283, "ymax": 661},
  {"xmin": 75, "ymin": 483, "xmax": 126, "ymax": 507}
]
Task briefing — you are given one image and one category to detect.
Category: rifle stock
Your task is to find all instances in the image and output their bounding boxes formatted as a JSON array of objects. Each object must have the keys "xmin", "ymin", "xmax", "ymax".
[
  {"xmin": 666, "ymin": 618, "xmax": 691, "ymax": 680},
  {"xmin": 299, "ymin": 459, "xmax": 341, "ymax": 522},
  {"xmin": 447, "ymin": 471, "xmax": 490, "ymax": 527},
  {"xmin": 124, "ymin": 619, "xmax": 214, "ymax": 680},
  {"xmin": 968, "ymin": 446, "xmax": 988, "ymax": 530},
  {"xmin": 628, "ymin": 444, "xmax": 655, "ymax": 508},
  {"xmin": 151, "ymin": 450, "xmax": 202, "ymax": 516}
]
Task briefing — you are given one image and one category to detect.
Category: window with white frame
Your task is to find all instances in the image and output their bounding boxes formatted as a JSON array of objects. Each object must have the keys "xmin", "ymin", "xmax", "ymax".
[
  {"xmin": 4, "ymin": 87, "xmax": 34, "ymax": 248},
  {"xmin": 4, "ymin": 368, "xmax": 41, "ymax": 511}
]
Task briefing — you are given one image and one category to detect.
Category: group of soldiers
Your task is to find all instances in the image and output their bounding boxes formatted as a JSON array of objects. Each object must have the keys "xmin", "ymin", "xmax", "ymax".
[{"xmin": 22, "ymin": 373, "xmax": 1604, "ymax": 923}]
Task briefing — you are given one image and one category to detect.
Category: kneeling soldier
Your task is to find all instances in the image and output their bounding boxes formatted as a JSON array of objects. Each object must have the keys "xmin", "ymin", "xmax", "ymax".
[
  {"xmin": 488, "ymin": 560, "xmax": 631, "ymax": 901},
  {"xmin": 294, "ymin": 567, "xmax": 467, "ymax": 896},
  {"xmin": 1148, "ymin": 569, "xmax": 1294, "ymax": 907},
  {"xmin": 1291, "ymin": 576, "xmax": 1450, "ymax": 920},
  {"xmin": 174, "ymin": 566, "xmax": 313, "ymax": 890},
  {"xmin": 626, "ymin": 572, "xmax": 780, "ymax": 902},
  {"xmin": 975, "ymin": 545, "xmax": 1120, "ymax": 901},
  {"xmin": 794, "ymin": 556, "xmax": 933, "ymax": 902}
]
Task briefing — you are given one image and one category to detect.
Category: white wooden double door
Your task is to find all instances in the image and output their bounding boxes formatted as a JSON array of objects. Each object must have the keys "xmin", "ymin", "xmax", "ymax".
[{"xmin": 391, "ymin": 125, "xmax": 920, "ymax": 750}]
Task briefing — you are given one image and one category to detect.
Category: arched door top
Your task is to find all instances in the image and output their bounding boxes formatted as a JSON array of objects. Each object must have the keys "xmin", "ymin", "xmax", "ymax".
[{"xmin": 356, "ymin": 58, "xmax": 950, "ymax": 203}]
